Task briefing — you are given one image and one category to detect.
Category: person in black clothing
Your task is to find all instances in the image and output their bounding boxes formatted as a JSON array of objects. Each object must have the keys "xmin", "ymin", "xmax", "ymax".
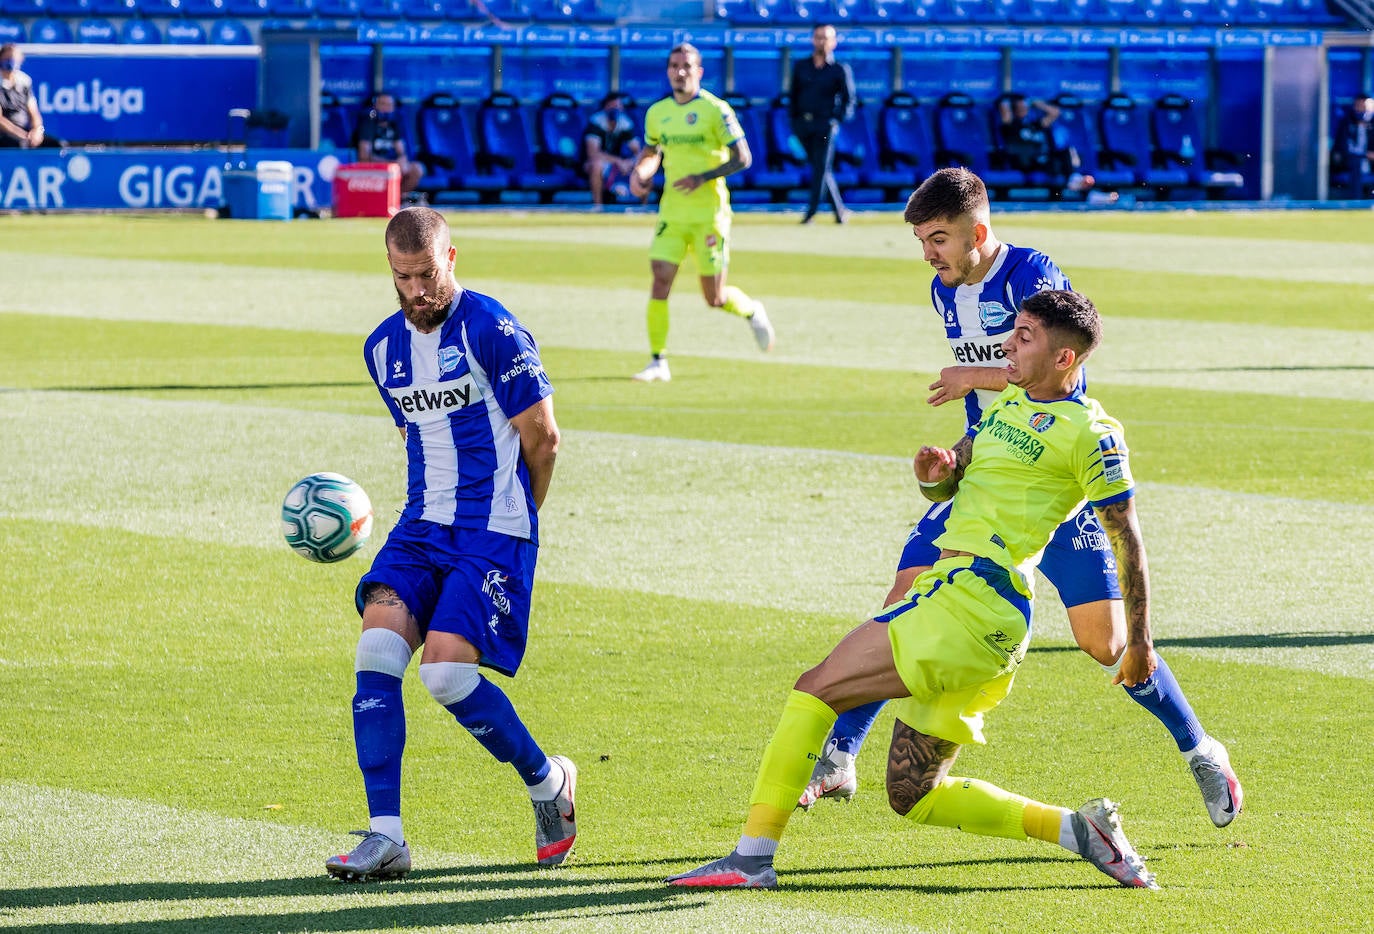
[
  {"xmin": 997, "ymin": 94, "xmax": 1093, "ymax": 194},
  {"xmin": 789, "ymin": 24, "xmax": 855, "ymax": 224},
  {"xmin": 583, "ymin": 92, "xmax": 644, "ymax": 206},
  {"xmin": 356, "ymin": 92, "xmax": 423, "ymax": 197},
  {"xmin": 0, "ymin": 44, "xmax": 48, "ymax": 149},
  {"xmin": 1332, "ymin": 94, "xmax": 1374, "ymax": 199}
]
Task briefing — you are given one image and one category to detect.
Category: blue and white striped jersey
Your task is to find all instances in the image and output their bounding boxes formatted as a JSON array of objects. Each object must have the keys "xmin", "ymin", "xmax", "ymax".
[
  {"xmin": 930, "ymin": 243, "xmax": 1071, "ymax": 428},
  {"xmin": 363, "ymin": 288, "xmax": 553, "ymax": 543}
]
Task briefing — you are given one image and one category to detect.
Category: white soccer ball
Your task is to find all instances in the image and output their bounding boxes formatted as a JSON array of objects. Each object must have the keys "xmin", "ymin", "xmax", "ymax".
[{"xmin": 281, "ymin": 472, "xmax": 374, "ymax": 563}]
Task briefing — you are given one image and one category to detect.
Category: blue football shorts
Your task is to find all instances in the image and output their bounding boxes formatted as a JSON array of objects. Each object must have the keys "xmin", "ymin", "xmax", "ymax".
[
  {"xmin": 896, "ymin": 500, "xmax": 1122, "ymax": 608},
  {"xmin": 356, "ymin": 519, "xmax": 537, "ymax": 677}
]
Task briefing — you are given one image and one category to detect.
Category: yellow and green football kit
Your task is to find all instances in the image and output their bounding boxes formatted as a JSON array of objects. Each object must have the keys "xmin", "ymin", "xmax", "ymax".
[
  {"xmin": 744, "ymin": 383, "xmax": 1136, "ymax": 849},
  {"xmin": 640, "ymin": 89, "xmax": 759, "ymax": 357}
]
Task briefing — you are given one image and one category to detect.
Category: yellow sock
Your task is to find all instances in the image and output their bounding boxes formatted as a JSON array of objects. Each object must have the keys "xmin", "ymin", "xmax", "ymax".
[
  {"xmin": 1022, "ymin": 800, "xmax": 1071, "ymax": 845},
  {"xmin": 742, "ymin": 690, "xmax": 837, "ymax": 842},
  {"xmin": 905, "ymin": 776, "xmax": 1031, "ymax": 841},
  {"xmin": 719, "ymin": 285, "xmax": 755, "ymax": 319},
  {"xmin": 647, "ymin": 298, "xmax": 669, "ymax": 356}
]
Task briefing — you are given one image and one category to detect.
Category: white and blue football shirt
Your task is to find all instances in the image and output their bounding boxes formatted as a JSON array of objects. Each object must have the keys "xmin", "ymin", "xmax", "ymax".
[
  {"xmin": 930, "ymin": 243, "xmax": 1072, "ymax": 428},
  {"xmin": 363, "ymin": 288, "xmax": 553, "ymax": 543}
]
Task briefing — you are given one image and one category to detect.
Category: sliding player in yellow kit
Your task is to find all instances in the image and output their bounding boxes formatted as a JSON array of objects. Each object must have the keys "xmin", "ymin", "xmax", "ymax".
[
  {"xmin": 627, "ymin": 42, "xmax": 774, "ymax": 383},
  {"xmin": 667, "ymin": 290, "xmax": 1159, "ymax": 891}
]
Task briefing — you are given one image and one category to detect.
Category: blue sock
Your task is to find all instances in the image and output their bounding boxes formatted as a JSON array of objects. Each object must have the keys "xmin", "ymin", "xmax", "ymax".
[
  {"xmin": 444, "ymin": 676, "xmax": 549, "ymax": 786},
  {"xmin": 1123, "ymin": 652, "xmax": 1206, "ymax": 752},
  {"xmin": 830, "ymin": 700, "xmax": 887, "ymax": 756},
  {"xmin": 353, "ymin": 670, "xmax": 406, "ymax": 820}
]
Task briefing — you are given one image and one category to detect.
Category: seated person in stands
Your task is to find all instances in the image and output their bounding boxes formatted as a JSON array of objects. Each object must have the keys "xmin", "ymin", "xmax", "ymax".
[
  {"xmin": 355, "ymin": 92, "xmax": 422, "ymax": 197},
  {"xmin": 998, "ymin": 94, "xmax": 1092, "ymax": 193},
  {"xmin": 583, "ymin": 92, "xmax": 644, "ymax": 206},
  {"xmin": 0, "ymin": 44, "xmax": 48, "ymax": 149},
  {"xmin": 1331, "ymin": 94, "xmax": 1374, "ymax": 198}
]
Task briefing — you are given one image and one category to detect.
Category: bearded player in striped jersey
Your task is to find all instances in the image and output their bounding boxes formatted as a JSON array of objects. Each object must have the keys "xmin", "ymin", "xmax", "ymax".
[
  {"xmin": 326, "ymin": 207, "xmax": 576, "ymax": 881},
  {"xmin": 799, "ymin": 168, "xmax": 1241, "ymax": 830}
]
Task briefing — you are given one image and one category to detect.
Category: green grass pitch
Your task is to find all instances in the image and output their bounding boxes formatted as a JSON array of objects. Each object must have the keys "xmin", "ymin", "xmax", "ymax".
[{"xmin": 1, "ymin": 208, "xmax": 1372, "ymax": 933}]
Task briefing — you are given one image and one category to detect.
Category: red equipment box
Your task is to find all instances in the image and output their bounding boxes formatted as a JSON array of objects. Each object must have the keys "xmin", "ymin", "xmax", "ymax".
[{"xmin": 332, "ymin": 162, "xmax": 401, "ymax": 218}]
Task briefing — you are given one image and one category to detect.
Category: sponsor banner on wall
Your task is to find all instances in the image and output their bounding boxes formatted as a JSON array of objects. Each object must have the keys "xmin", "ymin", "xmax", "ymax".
[
  {"xmin": 23, "ymin": 45, "xmax": 260, "ymax": 145},
  {"xmin": 0, "ymin": 149, "xmax": 341, "ymax": 212}
]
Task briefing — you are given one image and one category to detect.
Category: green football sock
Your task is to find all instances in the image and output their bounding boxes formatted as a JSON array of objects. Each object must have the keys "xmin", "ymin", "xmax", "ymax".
[
  {"xmin": 743, "ymin": 690, "xmax": 837, "ymax": 842},
  {"xmin": 646, "ymin": 298, "xmax": 669, "ymax": 356},
  {"xmin": 720, "ymin": 285, "xmax": 755, "ymax": 319},
  {"xmin": 904, "ymin": 776, "xmax": 1032, "ymax": 841}
]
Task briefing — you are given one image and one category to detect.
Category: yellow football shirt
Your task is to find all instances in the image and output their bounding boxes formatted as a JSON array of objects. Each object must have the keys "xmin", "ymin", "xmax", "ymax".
[{"xmin": 643, "ymin": 89, "xmax": 743, "ymax": 223}]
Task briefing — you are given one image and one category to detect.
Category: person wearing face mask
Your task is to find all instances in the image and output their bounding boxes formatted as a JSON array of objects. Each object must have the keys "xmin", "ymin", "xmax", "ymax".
[
  {"xmin": 1332, "ymin": 94, "xmax": 1374, "ymax": 199},
  {"xmin": 0, "ymin": 44, "xmax": 47, "ymax": 149},
  {"xmin": 583, "ymin": 92, "xmax": 644, "ymax": 207},
  {"xmin": 355, "ymin": 92, "xmax": 423, "ymax": 200}
]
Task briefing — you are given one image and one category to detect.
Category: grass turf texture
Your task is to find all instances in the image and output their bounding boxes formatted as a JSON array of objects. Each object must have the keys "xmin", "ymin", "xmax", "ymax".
[{"xmin": 1, "ymin": 211, "xmax": 1371, "ymax": 932}]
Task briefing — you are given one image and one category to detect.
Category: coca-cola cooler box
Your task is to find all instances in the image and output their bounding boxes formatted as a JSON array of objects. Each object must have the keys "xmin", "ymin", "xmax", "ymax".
[{"xmin": 332, "ymin": 162, "xmax": 401, "ymax": 218}]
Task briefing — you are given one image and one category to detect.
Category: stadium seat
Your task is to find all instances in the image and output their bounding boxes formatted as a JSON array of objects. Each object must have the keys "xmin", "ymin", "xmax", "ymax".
[
  {"xmin": 179, "ymin": 0, "xmax": 227, "ymax": 14},
  {"xmin": 1151, "ymin": 93, "xmax": 1244, "ymax": 197},
  {"xmin": 785, "ymin": 0, "xmax": 842, "ymax": 22},
  {"xmin": 0, "ymin": 19, "xmax": 25, "ymax": 40},
  {"xmin": 319, "ymin": 91, "xmax": 354, "ymax": 150},
  {"xmin": 729, "ymin": 96, "xmax": 804, "ymax": 199},
  {"xmin": 945, "ymin": 0, "xmax": 1005, "ymax": 21},
  {"xmin": 1049, "ymin": 93, "xmax": 1134, "ymax": 192},
  {"xmin": 414, "ymin": 92, "xmax": 509, "ymax": 199},
  {"xmin": 766, "ymin": 93, "xmax": 807, "ymax": 172},
  {"xmin": 29, "ymin": 17, "xmax": 73, "ymax": 40},
  {"xmin": 268, "ymin": 0, "xmax": 313, "ymax": 15},
  {"xmin": 0, "ymin": 0, "xmax": 46, "ymax": 14},
  {"xmin": 480, "ymin": 0, "xmax": 532, "ymax": 20},
  {"xmin": 164, "ymin": 18, "xmax": 207, "ymax": 41},
  {"xmin": 246, "ymin": 108, "xmax": 290, "ymax": 147},
  {"xmin": 313, "ymin": 0, "xmax": 357, "ymax": 16},
  {"xmin": 207, "ymin": 18, "xmax": 252, "ymax": 41},
  {"xmin": 223, "ymin": 0, "xmax": 267, "ymax": 15},
  {"xmin": 357, "ymin": 0, "xmax": 401, "ymax": 16},
  {"xmin": 402, "ymin": 0, "xmax": 442, "ymax": 16},
  {"xmin": 532, "ymin": 92, "xmax": 586, "ymax": 181},
  {"xmin": 715, "ymin": 0, "xmax": 771, "ymax": 23},
  {"xmin": 932, "ymin": 92, "xmax": 1026, "ymax": 194},
  {"xmin": 47, "ymin": 0, "xmax": 92, "ymax": 16},
  {"xmin": 90, "ymin": 0, "xmax": 135, "ymax": 13},
  {"xmin": 1097, "ymin": 93, "xmax": 1189, "ymax": 194},
  {"xmin": 845, "ymin": 0, "xmax": 929, "ymax": 22},
  {"xmin": 833, "ymin": 99, "xmax": 905, "ymax": 201},
  {"xmin": 120, "ymin": 17, "xmax": 161, "ymax": 40},
  {"xmin": 475, "ymin": 91, "xmax": 575, "ymax": 200},
  {"xmin": 876, "ymin": 91, "xmax": 935, "ymax": 194}
]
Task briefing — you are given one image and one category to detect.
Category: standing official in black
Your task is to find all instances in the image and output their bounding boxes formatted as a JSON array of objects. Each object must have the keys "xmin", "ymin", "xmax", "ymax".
[{"xmin": 789, "ymin": 24, "xmax": 855, "ymax": 224}]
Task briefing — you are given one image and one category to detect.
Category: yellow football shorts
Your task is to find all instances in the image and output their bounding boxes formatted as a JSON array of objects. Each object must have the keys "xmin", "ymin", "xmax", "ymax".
[
  {"xmin": 648, "ymin": 212, "xmax": 731, "ymax": 275},
  {"xmin": 877, "ymin": 555, "xmax": 1032, "ymax": 747}
]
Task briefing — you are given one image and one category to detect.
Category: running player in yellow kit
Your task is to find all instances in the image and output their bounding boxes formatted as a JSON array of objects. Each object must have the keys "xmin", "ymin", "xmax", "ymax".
[
  {"xmin": 627, "ymin": 43, "xmax": 774, "ymax": 383},
  {"xmin": 667, "ymin": 290, "xmax": 1159, "ymax": 891}
]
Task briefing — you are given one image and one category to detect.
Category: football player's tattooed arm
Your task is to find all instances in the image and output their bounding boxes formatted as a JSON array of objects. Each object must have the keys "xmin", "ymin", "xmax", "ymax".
[
  {"xmin": 1095, "ymin": 497, "xmax": 1157, "ymax": 687},
  {"xmin": 674, "ymin": 139, "xmax": 752, "ymax": 192},
  {"xmin": 914, "ymin": 434, "xmax": 973, "ymax": 503}
]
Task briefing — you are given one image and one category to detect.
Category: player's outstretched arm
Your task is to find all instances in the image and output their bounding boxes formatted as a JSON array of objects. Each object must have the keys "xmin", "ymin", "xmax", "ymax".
[
  {"xmin": 914, "ymin": 434, "xmax": 972, "ymax": 502},
  {"xmin": 1096, "ymin": 498, "xmax": 1156, "ymax": 687},
  {"xmin": 927, "ymin": 365, "xmax": 1009, "ymax": 407}
]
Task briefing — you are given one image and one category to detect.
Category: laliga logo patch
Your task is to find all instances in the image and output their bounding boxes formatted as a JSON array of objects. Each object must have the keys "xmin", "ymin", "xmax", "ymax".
[
  {"xmin": 978, "ymin": 301, "xmax": 1013, "ymax": 330},
  {"xmin": 438, "ymin": 345, "xmax": 461, "ymax": 375},
  {"xmin": 1028, "ymin": 412, "xmax": 1055, "ymax": 433}
]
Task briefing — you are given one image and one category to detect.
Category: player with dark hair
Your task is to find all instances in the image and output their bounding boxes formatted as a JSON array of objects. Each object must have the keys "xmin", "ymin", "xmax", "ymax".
[
  {"xmin": 669, "ymin": 289, "xmax": 1158, "ymax": 890},
  {"xmin": 584, "ymin": 91, "xmax": 643, "ymax": 207},
  {"xmin": 627, "ymin": 43, "xmax": 774, "ymax": 383},
  {"xmin": 798, "ymin": 168, "xmax": 1241, "ymax": 833},
  {"xmin": 326, "ymin": 206, "xmax": 575, "ymax": 881}
]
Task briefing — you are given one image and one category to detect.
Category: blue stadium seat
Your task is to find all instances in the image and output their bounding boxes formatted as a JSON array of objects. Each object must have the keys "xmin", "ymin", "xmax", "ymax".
[
  {"xmin": 715, "ymin": 0, "xmax": 771, "ymax": 23},
  {"xmin": 1018, "ymin": 0, "xmax": 1073, "ymax": 21},
  {"xmin": 29, "ymin": 17, "xmax": 73, "ymax": 40},
  {"xmin": 313, "ymin": 0, "xmax": 357, "ymax": 15},
  {"xmin": 208, "ymin": 18, "xmax": 252, "ymax": 41},
  {"xmin": 402, "ymin": 0, "xmax": 442, "ymax": 16},
  {"xmin": 1096, "ymin": 0, "xmax": 1135, "ymax": 19},
  {"xmin": 476, "ymin": 91, "xmax": 576, "ymax": 200},
  {"xmin": 164, "ymin": 18, "xmax": 207, "ymax": 40},
  {"xmin": 1049, "ymin": 93, "xmax": 1133, "ymax": 192},
  {"xmin": 784, "ymin": 0, "xmax": 841, "ymax": 22},
  {"xmin": 1151, "ymin": 93, "xmax": 1244, "ymax": 196},
  {"xmin": 730, "ymin": 97, "xmax": 804, "ymax": 197},
  {"xmin": 876, "ymin": 91, "xmax": 934, "ymax": 193},
  {"xmin": 932, "ymin": 92, "xmax": 1025, "ymax": 193},
  {"xmin": 945, "ymin": 0, "xmax": 1005, "ymax": 21},
  {"xmin": 357, "ymin": 0, "xmax": 401, "ymax": 16},
  {"xmin": 47, "ymin": 0, "xmax": 91, "ymax": 15},
  {"xmin": 1, "ymin": 0, "xmax": 47, "ymax": 14},
  {"xmin": 1098, "ymin": 93, "xmax": 1189, "ymax": 193},
  {"xmin": 414, "ymin": 92, "xmax": 509, "ymax": 199},
  {"xmin": 121, "ymin": 17, "xmax": 161, "ymax": 40},
  {"xmin": 268, "ymin": 0, "xmax": 313, "ymax": 15},
  {"xmin": 838, "ymin": 99, "xmax": 910, "ymax": 200},
  {"xmin": 180, "ymin": 0, "xmax": 227, "ymax": 14},
  {"xmin": 532, "ymin": 92, "xmax": 586, "ymax": 181},
  {"xmin": 0, "ymin": 18, "xmax": 25, "ymax": 40},
  {"xmin": 91, "ymin": 0, "xmax": 135, "ymax": 14},
  {"xmin": 766, "ymin": 93, "xmax": 807, "ymax": 172},
  {"xmin": 223, "ymin": 0, "xmax": 267, "ymax": 15},
  {"xmin": 480, "ymin": 0, "xmax": 532, "ymax": 20},
  {"xmin": 319, "ymin": 91, "xmax": 354, "ymax": 150}
]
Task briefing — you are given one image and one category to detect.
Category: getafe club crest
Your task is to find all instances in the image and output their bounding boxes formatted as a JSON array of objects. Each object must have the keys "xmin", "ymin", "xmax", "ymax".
[
  {"xmin": 1028, "ymin": 412, "xmax": 1056, "ymax": 433},
  {"xmin": 685, "ymin": 112, "xmax": 698, "ymax": 125}
]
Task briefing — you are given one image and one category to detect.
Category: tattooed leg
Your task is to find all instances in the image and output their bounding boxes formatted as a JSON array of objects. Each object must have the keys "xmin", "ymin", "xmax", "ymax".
[{"xmin": 886, "ymin": 719, "xmax": 960, "ymax": 816}]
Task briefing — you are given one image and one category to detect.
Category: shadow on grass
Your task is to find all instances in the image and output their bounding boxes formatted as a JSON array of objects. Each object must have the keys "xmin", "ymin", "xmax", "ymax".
[
  {"xmin": 2, "ymin": 854, "xmax": 1096, "ymax": 930},
  {"xmin": 1034, "ymin": 631, "xmax": 1374, "ymax": 651}
]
